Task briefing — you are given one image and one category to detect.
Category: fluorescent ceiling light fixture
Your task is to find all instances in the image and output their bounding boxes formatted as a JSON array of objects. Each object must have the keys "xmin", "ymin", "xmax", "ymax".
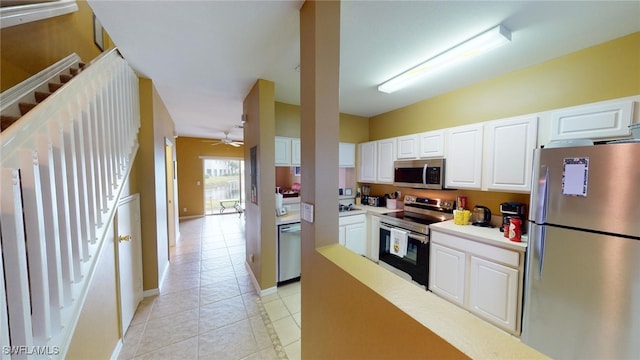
[{"xmin": 378, "ymin": 24, "xmax": 512, "ymax": 94}]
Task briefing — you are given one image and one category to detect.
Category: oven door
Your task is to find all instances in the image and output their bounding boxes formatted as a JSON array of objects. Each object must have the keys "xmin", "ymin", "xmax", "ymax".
[{"xmin": 378, "ymin": 222, "xmax": 429, "ymax": 286}]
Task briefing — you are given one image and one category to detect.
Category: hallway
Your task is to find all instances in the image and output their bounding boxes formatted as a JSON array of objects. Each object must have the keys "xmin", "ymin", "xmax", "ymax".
[{"xmin": 118, "ymin": 214, "xmax": 301, "ymax": 359}]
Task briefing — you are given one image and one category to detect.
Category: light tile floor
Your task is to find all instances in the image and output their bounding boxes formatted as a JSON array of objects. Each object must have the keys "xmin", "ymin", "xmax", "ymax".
[{"xmin": 118, "ymin": 214, "xmax": 301, "ymax": 360}]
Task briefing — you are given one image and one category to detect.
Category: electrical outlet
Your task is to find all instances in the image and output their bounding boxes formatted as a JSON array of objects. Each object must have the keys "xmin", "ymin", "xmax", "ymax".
[{"xmin": 183, "ymin": 208, "xmax": 187, "ymax": 212}]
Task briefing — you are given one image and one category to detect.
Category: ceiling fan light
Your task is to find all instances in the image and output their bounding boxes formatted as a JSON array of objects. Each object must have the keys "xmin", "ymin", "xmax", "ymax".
[{"xmin": 378, "ymin": 24, "xmax": 511, "ymax": 94}]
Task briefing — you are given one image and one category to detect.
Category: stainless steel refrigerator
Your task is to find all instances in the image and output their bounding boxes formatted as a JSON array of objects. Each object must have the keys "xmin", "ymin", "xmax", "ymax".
[{"xmin": 523, "ymin": 142, "xmax": 640, "ymax": 359}]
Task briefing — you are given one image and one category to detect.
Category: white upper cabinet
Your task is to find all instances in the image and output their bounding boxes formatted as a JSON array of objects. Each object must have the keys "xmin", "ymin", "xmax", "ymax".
[
  {"xmin": 549, "ymin": 100, "xmax": 634, "ymax": 141},
  {"xmin": 291, "ymin": 138, "xmax": 301, "ymax": 166},
  {"xmin": 275, "ymin": 136, "xmax": 291, "ymax": 166},
  {"xmin": 339, "ymin": 142, "xmax": 356, "ymax": 167},
  {"xmin": 445, "ymin": 124, "xmax": 484, "ymax": 189},
  {"xmin": 358, "ymin": 141, "xmax": 377, "ymax": 182},
  {"xmin": 484, "ymin": 115, "xmax": 538, "ymax": 193},
  {"xmin": 396, "ymin": 134, "xmax": 419, "ymax": 159},
  {"xmin": 275, "ymin": 137, "xmax": 301, "ymax": 166},
  {"xmin": 419, "ymin": 129, "xmax": 445, "ymax": 158},
  {"xmin": 376, "ymin": 138, "xmax": 396, "ymax": 183}
]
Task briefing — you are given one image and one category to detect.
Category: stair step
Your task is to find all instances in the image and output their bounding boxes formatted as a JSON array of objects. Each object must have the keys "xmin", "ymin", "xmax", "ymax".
[
  {"xmin": 35, "ymin": 91, "xmax": 51, "ymax": 103},
  {"xmin": 1, "ymin": 115, "xmax": 19, "ymax": 131},
  {"xmin": 19, "ymin": 102, "xmax": 37, "ymax": 115},
  {"xmin": 60, "ymin": 74, "xmax": 73, "ymax": 83},
  {"xmin": 48, "ymin": 82, "xmax": 63, "ymax": 92}
]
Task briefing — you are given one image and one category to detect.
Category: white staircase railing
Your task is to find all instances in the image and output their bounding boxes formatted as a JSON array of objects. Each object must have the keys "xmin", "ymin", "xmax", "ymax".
[{"xmin": 0, "ymin": 48, "xmax": 140, "ymax": 359}]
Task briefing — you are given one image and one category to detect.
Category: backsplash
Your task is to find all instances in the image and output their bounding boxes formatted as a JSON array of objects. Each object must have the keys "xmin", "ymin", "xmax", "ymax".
[{"xmin": 366, "ymin": 183, "xmax": 530, "ymax": 220}]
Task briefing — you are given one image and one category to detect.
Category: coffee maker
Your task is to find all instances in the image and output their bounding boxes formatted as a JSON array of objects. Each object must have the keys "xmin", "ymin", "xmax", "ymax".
[{"xmin": 500, "ymin": 202, "xmax": 526, "ymax": 233}]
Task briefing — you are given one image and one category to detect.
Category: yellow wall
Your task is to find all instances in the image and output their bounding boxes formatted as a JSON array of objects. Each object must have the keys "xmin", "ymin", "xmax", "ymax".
[
  {"xmin": 370, "ymin": 32, "xmax": 640, "ymax": 139},
  {"xmin": 243, "ymin": 79, "xmax": 277, "ymax": 290},
  {"xmin": 364, "ymin": 32, "xmax": 640, "ymax": 215},
  {"xmin": 0, "ymin": 0, "xmax": 106, "ymax": 91},
  {"xmin": 275, "ymin": 101, "xmax": 370, "ymax": 143},
  {"xmin": 136, "ymin": 79, "xmax": 175, "ymax": 291},
  {"xmin": 176, "ymin": 136, "xmax": 244, "ymax": 217}
]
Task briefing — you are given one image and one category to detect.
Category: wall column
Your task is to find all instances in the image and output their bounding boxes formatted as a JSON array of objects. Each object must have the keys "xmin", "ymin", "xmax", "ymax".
[{"xmin": 299, "ymin": 0, "xmax": 341, "ymax": 355}]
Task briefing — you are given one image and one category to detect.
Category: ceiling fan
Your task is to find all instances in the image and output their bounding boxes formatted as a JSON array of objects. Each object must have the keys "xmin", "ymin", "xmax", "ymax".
[{"xmin": 204, "ymin": 131, "xmax": 244, "ymax": 147}]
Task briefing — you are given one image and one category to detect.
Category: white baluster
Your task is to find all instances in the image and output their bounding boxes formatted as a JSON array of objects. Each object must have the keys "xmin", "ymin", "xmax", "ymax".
[
  {"xmin": 36, "ymin": 134, "xmax": 64, "ymax": 332},
  {"xmin": 48, "ymin": 120, "xmax": 75, "ymax": 305},
  {"xmin": 0, "ymin": 168, "xmax": 35, "ymax": 352},
  {"xmin": 80, "ymin": 99, "xmax": 99, "ymax": 243},
  {"xmin": 18, "ymin": 148, "xmax": 52, "ymax": 343},
  {"xmin": 88, "ymin": 92, "xmax": 106, "ymax": 221},
  {"xmin": 61, "ymin": 113, "xmax": 84, "ymax": 280},
  {"xmin": 69, "ymin": 100, "xmax": 91, "ymax": 260}
]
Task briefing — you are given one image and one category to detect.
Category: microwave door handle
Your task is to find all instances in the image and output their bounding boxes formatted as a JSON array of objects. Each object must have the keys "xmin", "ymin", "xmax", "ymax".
[{"xmin": 422, "ymin": 163, "xmax": 428, "ymax": 186}]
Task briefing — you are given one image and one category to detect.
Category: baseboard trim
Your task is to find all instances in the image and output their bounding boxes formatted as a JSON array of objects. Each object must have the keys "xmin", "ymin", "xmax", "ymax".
[
  {"xmin": 110, "ymin": 339, "xmax": 123, "ymax": 360},
  {"xmin": 158, "ymin": 261, "xmax": 170, "ymax": 293},
  {"xmin": 143, "ymin": 288, "xmax": 159, "ymax": 297},
  {"xmin": 244, "ymin": 261, "xmax": 277, "ymax": 297}
]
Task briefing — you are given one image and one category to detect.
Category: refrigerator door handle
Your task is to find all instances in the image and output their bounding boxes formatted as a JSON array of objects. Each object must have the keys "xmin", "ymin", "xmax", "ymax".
[
  {"xmin": 532, "ymin": 224, "xmax": 546, "ymax": 280},
  {"xmin": 535, "ymin": 165, "xmax": 549, "ymax": 224}
]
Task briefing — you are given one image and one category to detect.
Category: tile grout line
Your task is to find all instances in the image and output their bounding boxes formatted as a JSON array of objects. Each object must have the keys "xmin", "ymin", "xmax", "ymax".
[{"xmin": 256, "ymin": 297, "xmax": 289, "ymax": 360}]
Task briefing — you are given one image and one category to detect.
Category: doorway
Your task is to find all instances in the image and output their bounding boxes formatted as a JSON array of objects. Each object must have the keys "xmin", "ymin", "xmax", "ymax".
[{"xmin": 203, "ymin": 158, "xmax": 245, "ymax": 215}]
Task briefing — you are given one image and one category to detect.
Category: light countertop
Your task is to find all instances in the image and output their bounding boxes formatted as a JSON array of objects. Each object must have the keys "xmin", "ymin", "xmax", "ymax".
[
  {"xmin": 430, "ymin": 220, "xmax": 528, "ymax": 252},
  {"xmin": 319, "ymin": 244, "xmax": 548, "ymax": 359},
  {"xmin": 276, "ymin": 205, "xmax": 401, "ymax": 226}
]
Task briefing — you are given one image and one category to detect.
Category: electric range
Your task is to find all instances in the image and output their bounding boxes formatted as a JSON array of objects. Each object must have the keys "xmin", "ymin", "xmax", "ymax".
[
  {"xmin": 379, "ymin": 196, "xmax": 455, "ymax": 235},
  {"xmin": 377, "ymin": 196, "xmax": 454, "ymax": 287}
]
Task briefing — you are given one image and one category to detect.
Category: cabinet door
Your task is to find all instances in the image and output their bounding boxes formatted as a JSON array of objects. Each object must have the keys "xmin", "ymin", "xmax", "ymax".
[
  {"xmin": 484, "ymin": 116, "xmax": 538, "ymax": 192},
  {"xmin": 445, "ymin": 124, "xmax": 483, "ymax": 189},
  {"xmin": 376, "ymin": 138, "xmax": 396, "ymax": 183},
  {"xmin": 367, "ymin": 214, "xmax": 380, "ymax": 261},
  {"xmin": 469, "ymin": 256, "xmax": 518, "ymax": 333},
  {"xmin": 396, "ymin": 135, "xmax": 418, "ymax": 159},
  {"xmin": 429, "ymin": 243, "xmax": 466, "ymax": 306},
  {"xmin": 419, "ymin": 129, "xmax": 445, "ymax": 158},
  {"xmin": 339, "ymin": 142, "xmax": 356, "ymax": 167},
  {"xmin": 358, "ymin": 141, "xmax": 377, "ymax": 182},
  {"xmin": 550, "ymin": 100, "xmax": 634, "ymax": 141},
  {"xmin": 345, "ymin": 222, "xmax": 366, "ymax": 256},
  {"xmin": 275, "ymin": 137, "xmax": 291, "ymax": 166},
  {"xmin": 338, "ymin": 225, "xmax": 346, "ymax": 247},
  {"xmin": 291, "ymin": 138, "xmax": 301, "ymax": 166}
]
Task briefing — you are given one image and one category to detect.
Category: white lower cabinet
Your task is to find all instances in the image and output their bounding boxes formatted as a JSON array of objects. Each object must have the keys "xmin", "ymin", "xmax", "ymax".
[
  {"xmin": 366, "ymin": 213, "xmax": 380, "ymax": 261},
  {"xmin": 429, "ymin": 243, "xmax": 466, "ymax": 306},
  {"xmin": 469, "ymin": 256, "xmax": 518, "ymax": 333},
  {"xmin": 339, "ymin": 214, "xmax": 366, "ymax": 256},
  {"xmin": 430, "ymin": 229, "xmax": 523, "ymax": 335}
]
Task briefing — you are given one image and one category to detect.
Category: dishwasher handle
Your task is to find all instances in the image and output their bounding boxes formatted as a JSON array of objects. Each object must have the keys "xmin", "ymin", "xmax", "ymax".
[{"xmin": 280, "ymin": 223, "xmax": 301, "ymax": 233}]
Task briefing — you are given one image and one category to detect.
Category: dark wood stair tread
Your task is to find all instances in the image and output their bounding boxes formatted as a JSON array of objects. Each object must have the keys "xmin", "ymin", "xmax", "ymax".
[
  {"xmin": 48, "ymin": 82, "xmax": 63, "ymax": 92},
  {"xmin": 1, "ymin": 115, "xmax": 19, "ymax": 131},
  {"xmin": 35, "ymin": 91, "xmax": 51, "ymax": 103},
  {"xmin": 18, "ymin": 102, "xmax": 37, "ymax": 115}
]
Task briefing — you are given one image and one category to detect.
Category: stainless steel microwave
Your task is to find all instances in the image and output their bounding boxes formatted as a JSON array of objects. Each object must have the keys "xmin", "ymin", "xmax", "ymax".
[{"xmin": 393, "ymin": 158, "xmax": 445, "ymax": 189}]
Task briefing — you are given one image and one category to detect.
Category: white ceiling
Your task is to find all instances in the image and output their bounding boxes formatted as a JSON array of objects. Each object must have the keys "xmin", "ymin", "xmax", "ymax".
[{"xmin": 88, "ymin": 1, "xmax": 640, "ymax": 142}]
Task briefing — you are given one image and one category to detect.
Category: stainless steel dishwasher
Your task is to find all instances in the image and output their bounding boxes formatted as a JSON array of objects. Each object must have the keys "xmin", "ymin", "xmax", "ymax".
[{"xmin": 277, "ymin": 222, "xmax": 301, "ymax": 284}]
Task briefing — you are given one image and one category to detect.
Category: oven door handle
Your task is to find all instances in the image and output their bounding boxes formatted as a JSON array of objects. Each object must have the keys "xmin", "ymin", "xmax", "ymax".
[{"xmin": 380, "ymin": 224, "xmax": 428, "ymax": 244}]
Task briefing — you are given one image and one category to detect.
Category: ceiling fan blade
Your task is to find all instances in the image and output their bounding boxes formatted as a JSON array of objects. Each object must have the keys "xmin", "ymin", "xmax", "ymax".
[{"xmin": 230, "ymin": 142, "xmax": 241, "ymax": 147}]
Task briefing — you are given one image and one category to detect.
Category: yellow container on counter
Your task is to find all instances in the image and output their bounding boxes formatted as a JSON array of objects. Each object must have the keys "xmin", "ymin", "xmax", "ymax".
[{"xmin": 454, "ymin": 210, "xmax": 471, "ymax": 225}]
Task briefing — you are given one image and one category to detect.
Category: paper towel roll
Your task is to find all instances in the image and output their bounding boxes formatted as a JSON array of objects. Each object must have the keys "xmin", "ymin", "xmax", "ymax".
[{"xmin": 275, "ymin": 193, "xmax": 283, "ymax": 209}]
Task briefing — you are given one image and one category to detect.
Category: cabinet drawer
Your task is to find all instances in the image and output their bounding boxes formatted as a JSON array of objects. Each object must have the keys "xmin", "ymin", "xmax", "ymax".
[
  {"xmin": 431, "ymin": 231, "xmax": 519, "ymax": 267},
  {"xmin": 339, "ymin": 213, "xmax": 365, "ymax": 226}
]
